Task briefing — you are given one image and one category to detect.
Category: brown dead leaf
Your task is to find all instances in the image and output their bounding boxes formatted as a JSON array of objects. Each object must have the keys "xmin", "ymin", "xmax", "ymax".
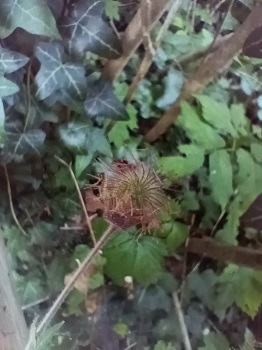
[
  {"xmin": 64, "ymin": 262, "xmax": 97, "ymax": 294},
  {"xmin": 85, "ymin": 288, "xmax": 103, "ymax": 314},
  {"xmin": 85, "ymin": 189, "xmax": 104, "ymax": 213}
]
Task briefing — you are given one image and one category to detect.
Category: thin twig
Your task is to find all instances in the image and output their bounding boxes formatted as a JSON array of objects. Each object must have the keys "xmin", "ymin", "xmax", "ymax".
[
  {"xmin": 125, "ymin": 0, "xmax": 182, "ymax": 103},
  {"xmin": 55, "ymin": 156, "xmax": 96, "ymax": 245},
  {"xmin": 4, "ymin": 165, "xmax": 27, "ymax": 236},
  {"xmin": 173, "ymin": 292, "xmax": 192, "ymax": 350},
  {"xmin": 36, "ymin": 223, "xmax": 115, "ymax": 334}
]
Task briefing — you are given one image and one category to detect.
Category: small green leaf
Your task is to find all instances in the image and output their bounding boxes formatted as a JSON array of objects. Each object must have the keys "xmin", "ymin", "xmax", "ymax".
[
  {"xmin": 178, "ymin": 102, "xmax": 225, "ymax": 150},
  {"xmin": 0, "ymin": 0, "xmax": 60, "ymax": 39},
  {"xmin": 230, "ymin": 104, "xmax": 250, "ymax": 136},
  {"xmin": 159, "ymin": 144, "xmax": 205, "ymax": 177},
  {"xmin": 89, "ymin": 272, "xmax": 104, "ymax": 289},
  {"xmin": 197, "ymin": 95, "xmax": 237, "ymax": 136},
  {"xmin": 199, "ymin": 332, "xmax": 230, "ymax": 350},
  {"xmin": 0, "ymin": 76, "xmax": 19, "ymax": 96},
  {"xmin": 113, "ymin": 323, "xmax": 128, "ymax": 337},
  {"xmin": 85, "ymin": 80, "xmax": 128, "ymax": 121},
  {"xmin": 165, "ymin": 221, "xmax": 189, "ymax": 252},
  {"xmin": 104, "ymin": 231, "xmax": 166, "ymax": 285},
  {"xmin": 35, "ymin": 42, "xmax": 86, "ymax": 100},
  {"xmin": 75, "ymin": 154, "xmax": 93, "ymax": 177},
  {"xmin": 64, "ymin": 290, "xmax": 85, "ymax": 316},
  {"xmin": 216, "ymin": 199, "xmax": 241, "ymax": 244},
  {"xmin": 105, "ymin": 0, "xmax": 120, "ymax": 21},
  {"xmin": 154, "ymin": 340, "xmax": 177, "ymax": 350},
  {"xmin": 209, "ymin": 150, "xmax": 233, "ymax": 209},
  {"xmin": 251, "ymin": 142, "xmax": 262, "ymax": 163}
]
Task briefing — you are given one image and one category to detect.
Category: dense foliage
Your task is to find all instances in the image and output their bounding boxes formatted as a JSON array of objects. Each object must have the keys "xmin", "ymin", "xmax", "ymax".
[{"xmin": 1, "ymin": 0, "xmax": 262, "ymax": 349}]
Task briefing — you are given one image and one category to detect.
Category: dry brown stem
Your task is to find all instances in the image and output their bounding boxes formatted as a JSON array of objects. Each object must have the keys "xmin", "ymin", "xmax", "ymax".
[
  {"xmin": 187, "ymin": 237, "xmax": 262, "ymax": 270},
  {"xmin": 102, "ymin": 0, "xmax": 171, "ymax": 80},
  {"xmin": 145, "ymin": 5, "xmax": 262, "ymax": 142},
  {"xmin": 125, "ymin": 0, "xmax": 182, "ymax": 103}
]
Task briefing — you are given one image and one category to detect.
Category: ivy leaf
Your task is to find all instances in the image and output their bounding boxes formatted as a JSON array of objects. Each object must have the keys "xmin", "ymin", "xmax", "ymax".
[
  {"xmin": 0, "ymin": 46, "xmax": 29, "ymax": 74},
  {"xmin": 59, "ymin": 121, "xmax": 112, "ymax": 157},
  {"xmin": 84, "ymin": 80, "xmax": 128, "ymax": 120},
  {"xmin": 177, "ymin": 102, "xmax": 225, "ymax": 150},
  {"xmin": 197, "ymin": 95, "xmax": 237, "ymax": 136},
  {"xmin": 35, "ymin": 42, "xmax": 86, "ymax": 100},
  {"xmin": 60, "ymin": 0, "xmax": 121, "ymax": 58},
  {"xmin": 199, "ymin": 332, "xmax": 230, "ymax": 350},
  {"xmin": 209, "ymin": 150, "xmax": 233, "ymax": 209},
  {"xmin": 0, "ymin": 0, "xmax": 60, "ymax": 39},
  {"xmin": 105, "ymin": 0, "xmax": 120, "ymax": 21},
  {"xmin": 157, "ymin": 68, "xmax": 183, "ymax": 110},
  {"xmin": 159, "ymin": 144, "xmax": 205, "ymax": 177},
  {"xmin": 0, "ymin": 76, "xmax": 19, "ymax": 97},
  {"xmin": 108, "ymin": 104, "xmax": 137, "ymax": 147},
  {"xmin": 104, "ymin": 231, "xmax": 166, "ymax": 285}
]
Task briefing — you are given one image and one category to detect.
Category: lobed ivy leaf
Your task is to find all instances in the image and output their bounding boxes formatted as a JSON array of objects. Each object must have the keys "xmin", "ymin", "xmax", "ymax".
[
  {"xmin": 0, "ymin": 0, "xmax": 60, "ymax": 39},
  {"xmin": 59, "ymin": 0, "xmax": 121, "ymax": 58},
  {"xmin": 197, "ymin": 95, "xmax": 237, "ymax": 136},
  {"xmin": 84, "ymin": 80, "xmax": 128, "ymax": 120},
  {"xmin": 103, "ymin": 231, "xmax": 166, "ymax": 285},
  {"xmin": 209, "ymin": 150, "xmax": 233, "ymax": 209},
  {"xmin": 0, "ymin": 46, "xmax": 29, "ymax": 74},
  {"xmin": 177, "ymin": 102, "xmax": 225, "ymax": 150},
  {"xmin": 59, "ymin": 121, "xmax": 112, "ymax": 157},
  {"xmin": 159, "ymin": 144, "xmax": 205, "ymax": 177},
  {"xmin": 35, "ymin": 42, "xmax": 87, "ymax": 100},
  {"xmin": 0, "ymin": 76, "xmax": 19, "ymax": 97}
]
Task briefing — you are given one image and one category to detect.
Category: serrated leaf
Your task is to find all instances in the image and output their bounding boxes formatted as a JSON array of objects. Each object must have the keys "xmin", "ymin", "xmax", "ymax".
[
  {"xmin": 197, "ymin": 95, "xmax": 237, "ymax": 136},
  {"xmin": 177, "ymin": 102, "xmax": 225, "ymax": 150},
  {"xmin": 251, "ymin": 142, "xmax": 262, "ymax": 163},
  {"xmin": 159, "ymin": 144, "xmax": 205, "ymax": 177},
  {"xmin": 0, "ymin": 0, "xmax": 60, "ymax": 39},
  {"xmin": 157, "ymin": 68, "xmax": 183, "ymax": 110},
  {"xmin": 108, "ymin": 104, "xmax": 137, "ymax": 147},
  {"xmin": 104, "ymin": 231, "xmax": 166, "ymax": 285},
  {"xmin": 209, "ymin": 150, "xmax": 233, "ymax": 209},
  {"xmin": 85, "ymin": 80, "xmax": 128, "ymax": 120},
  {"xmin": 60, "ymin": 0, "xmax": 121, "ymax": 58},
  {"xmin": 35, "ymin": 42, "xmax": 86, "ymax": 100},
  {"xmin": 199, "ymin": 332, "xmax": 230, "ymax": 350},
  {"xmin": 0, "ymin": 46, "xmax": 29, "ymax": 74},
  {"xmin": 236, "ymin": 148, "xmax": 258, "ymax": 212},
  {"xmin": 0, "ymin": 76, "xmax": 19, "ymax": 97},
  {"xmin": 216, "ymin": 199, "xmax": 241, "ymax": 244},
  {"xmin": 230, "ymin": 104, "xmax": 249, "ymax": 136}
]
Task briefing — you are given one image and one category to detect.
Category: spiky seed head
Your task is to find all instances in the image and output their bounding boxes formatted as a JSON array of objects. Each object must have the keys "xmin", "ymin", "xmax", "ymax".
[{"xmin": 99, "ymin": 160, "xmax": 165, "ymax": 229}]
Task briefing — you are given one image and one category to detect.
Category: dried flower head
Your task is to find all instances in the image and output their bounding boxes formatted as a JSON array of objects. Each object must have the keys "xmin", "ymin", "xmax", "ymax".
[{"xmin": 93, "ymin": 160, "xmax": 165, "ymax": 230}]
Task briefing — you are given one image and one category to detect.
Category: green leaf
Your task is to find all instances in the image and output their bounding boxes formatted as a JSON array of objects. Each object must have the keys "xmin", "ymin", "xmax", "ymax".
[
  {"xmin": 154, "ymin": 340, "xmax": 177, "ymax": 350},
  {"xmin": 85, "ymin": 80, "xmax": 128, "ymax": 121},
  {"xmin": 0, "ymin": 0, "xmax": 60, "ymax": 39},
  {"xmin": 177, "ymin": 102, "xmax": 225, "ymax": 150},
  {"xmin": 75, "ymin": 154, "xmax": 93, "ymax": 177},
  {"xmin": 0, "ymin": 76, "xmax": 19, "ymax": 96},
  {"xmin": 165, "ymin": 221, "xmax": 189, "ymax": 252},
  {"xmin": 104, "ymin": 231, "xmax": 166, "ymax": 285},
  {"xmin": 60, "ymin": 0, "xmax": 121, "ymax": 58},
  {"xmin": 230, "ymin": 104, "xmax": 249, "ymax": 136},
  {"xmin": 199, "ymin": 332, "xmax": 230, "ymax": 350},
  {"xmin": 0, "ymin": 46, "xmax": 29, "ymax": 73},
  {"xmin": 46, "ymin": 254, "xmax": 70, "ymax": 293},
  {"xmin": 216, "ymin": 199, "xmax": 241, "ymax": 244},
  {"xmin": 64, "ymin": 290, "xmax": 85, "ymax": 316},
  {"xmin": 35, "ymin": 42, "xmax": 86, "ymax": 100},
  {"xmin": 159, "ymin": 144, "xmax": 205, "ymax": 177},
  {"xmin": 89, "ymin": 272, "xmax": 104, "ymax": 289},
  {"xmin": 0, "ymin": 98, "xmax": 4, "ymax": 129},
  {"xmin": 251, "ymin": 142, "xmax": 262, "ymax": 163},
  {"xmin": 59, "ymin": 121, "xmax": 112, "ymax": 157},
  {"xmin": 236, "ymin": 148, "xmax": 258, "ymax": 212},
  {"xmin": 108, "ymin": 104, "xmax": 137, "ymax": 147},
  {"xmin": 209, "ymin": 150, "xmax": 233, "ymax": 209},
  {"xmin": 113, "ymin": 323, "xmax": 129, "ymax": 337},
  {"xmin": 197, "ymin": 95, "xmax": 237, "ymax": 136},
  {"xmin": 157, "ymin": 68, "xmax": 183, "ymax": 109},
  {"xmin": 105, "ymin": 0, "xmax": 120, "ymax": 21}
]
